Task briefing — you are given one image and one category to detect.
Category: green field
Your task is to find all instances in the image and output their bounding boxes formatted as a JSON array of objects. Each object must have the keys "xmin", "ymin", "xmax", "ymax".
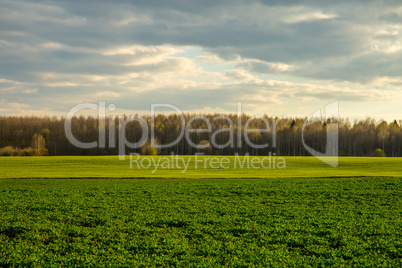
[
  {"xmin": 1, "ymin": 156, "xmax": 402, "ymax": 178},
  {"xmin": 0, "ymin": 177, "xmax": 401, "ymax": 267},
  {"xmin": 0, "ymin": 157, "xmax": 401, "ymax": 267}
]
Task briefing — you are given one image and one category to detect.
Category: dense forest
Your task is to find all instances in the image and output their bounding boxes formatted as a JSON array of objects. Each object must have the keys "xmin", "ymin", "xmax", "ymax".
[{"xmin": 0, "ymin": 115, "xmax": 401, "ymax": 157}]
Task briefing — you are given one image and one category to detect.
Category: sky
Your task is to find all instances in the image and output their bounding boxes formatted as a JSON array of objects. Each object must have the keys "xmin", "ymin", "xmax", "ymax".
[{"xmin": 0, "ymin": 0, "xmax": 401, "ymax": 121}]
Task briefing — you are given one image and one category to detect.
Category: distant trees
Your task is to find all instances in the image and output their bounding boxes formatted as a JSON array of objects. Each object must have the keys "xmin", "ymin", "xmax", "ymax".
[
  {"xmin": 0, "ymin": 133, "xmax": 48, "ymax": 156},
  {"xmin": 374, "ymin": 148, "xmax": 386, "ymax": 157},
  {"xmin": 377, "ymin": 121, "xmax": 390, "ymax": 150},
  {"xmin": 0, "ymin": 146, "xmax": 17, "ymax": 156},
  {"xmin": 31, "ymin": 133, "xmax": 48, "ymax": 156},
  {"xmin": 197, "ymin": 140, "xmax": 212, "ymax": 155},
  {"xmin": 141, "ymin": 145, "xmax": 157, "ymax": 156},
  {"xmin": 0, "ymin": 115, "xmax": 401, "ymax": 157}
]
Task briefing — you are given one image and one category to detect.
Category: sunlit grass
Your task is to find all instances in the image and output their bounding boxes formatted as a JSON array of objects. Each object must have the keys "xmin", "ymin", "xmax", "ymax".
[{"xmin": 1, "ymin": 156, "xmax": 401, "ymax": 179}]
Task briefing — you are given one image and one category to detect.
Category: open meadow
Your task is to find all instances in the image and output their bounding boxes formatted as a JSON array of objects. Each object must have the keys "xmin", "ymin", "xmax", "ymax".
[
  {"xmin": 1, "ymin": 156, "xmax": 402, "ymax": 179},
  {"xmin": 0, "ymin": 156, "xmax": 401, "ymax": 266}
]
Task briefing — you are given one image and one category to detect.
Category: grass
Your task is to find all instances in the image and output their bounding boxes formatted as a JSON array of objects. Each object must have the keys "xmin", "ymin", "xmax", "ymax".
[
  {"xmin": 0, "ymin": 177, "xmax": 401, "ymax": 267},
  {"xmin": 0, "ymin": 156, "xmax": 401, "ymax": 266},
  {"xmin": 0, "ymin": 156, "xmax": 402, "ymax": 179}
]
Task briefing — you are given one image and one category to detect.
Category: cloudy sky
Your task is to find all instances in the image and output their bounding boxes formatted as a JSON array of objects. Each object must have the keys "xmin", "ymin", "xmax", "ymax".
[{"xmin": 0, "ymin": 0, "xmax": 401, "ymax": 120}]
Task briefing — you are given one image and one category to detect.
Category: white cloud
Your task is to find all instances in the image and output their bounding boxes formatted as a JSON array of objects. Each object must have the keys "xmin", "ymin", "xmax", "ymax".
[
  {"xmin": 0, "ymin": 99, "xmax": 29, "ymax": 112},
  {"xmin": 23, "ymin": 88, "xmax": 38, "ymax": 94},
  {"xmin": 225, "ymin": 70, "xmax": 257, "ymax": 81},
  {"xmin": 282, "ymin": 11, "xmax": 337, "ymax": 24},
  {"xmin": 96, "ymin": 91, "xmax": 120, "ymax": 98},
  {"xmin": 236, "ymin": 59, "xmax": 297, "ymax": 73}
]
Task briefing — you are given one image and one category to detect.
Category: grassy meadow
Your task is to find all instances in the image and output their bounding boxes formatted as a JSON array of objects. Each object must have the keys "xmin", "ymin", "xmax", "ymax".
[
  {"xmin": 0, "ymin": 155, "xmax": 402, "ymax": 179},
  {"xmin": 0, "ymin": 156, "xmax": 401, "ymax": 266}
]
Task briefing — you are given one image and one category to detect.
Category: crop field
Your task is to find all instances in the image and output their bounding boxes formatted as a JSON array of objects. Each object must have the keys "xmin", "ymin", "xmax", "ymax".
[
  {"xmin": 0, "ymin": 157, "xmax": 401, "ymax": 267},
  {"xmin": 1, "ymin": 156, "xmax": 402, "ymax": 179}
]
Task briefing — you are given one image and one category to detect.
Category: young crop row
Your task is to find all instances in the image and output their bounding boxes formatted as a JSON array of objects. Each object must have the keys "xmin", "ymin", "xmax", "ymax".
[{"xmin": 0, "ymin": 178, "xmax": 401, "ymax": 267}]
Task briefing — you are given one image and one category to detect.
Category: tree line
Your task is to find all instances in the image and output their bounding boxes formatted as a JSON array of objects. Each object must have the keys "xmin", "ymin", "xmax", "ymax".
[{"xmin": 0, "ymin": 115, "xmax": 401, "ymax": 157}]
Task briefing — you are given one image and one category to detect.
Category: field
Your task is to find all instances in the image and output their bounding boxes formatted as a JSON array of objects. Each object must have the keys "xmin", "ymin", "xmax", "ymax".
[
  {"xmin": 0, "ymin": 157, "xmax": 401, "ymax": 267},
  {"xmin": 1, "ymin": 156, "xmax": 402, "ymax": 179}
]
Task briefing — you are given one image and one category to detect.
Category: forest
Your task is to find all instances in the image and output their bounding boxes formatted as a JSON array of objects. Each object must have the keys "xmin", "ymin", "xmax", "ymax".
[{"xmin": 0, "ymin": 114, "xmax": 401, "ymax": 157}]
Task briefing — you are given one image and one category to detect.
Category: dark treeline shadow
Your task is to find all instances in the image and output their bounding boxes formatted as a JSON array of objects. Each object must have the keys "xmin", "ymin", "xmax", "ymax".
[{"xmin": 0, "ymin": 115, "xmax": 401, "ymax": 157}]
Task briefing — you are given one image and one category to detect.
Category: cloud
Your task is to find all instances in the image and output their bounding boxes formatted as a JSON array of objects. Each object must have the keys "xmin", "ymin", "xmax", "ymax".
[
  {"xmin": 0, "ymin": 99, "xmax": 30, "ymax": 113},
  {"xmin": 282, "ymin": 11, "xmax": 337, "ymax": 24},
  {"xmin": 225, "ymin": 70, "xmax": 256, "ymax": 81},
  {"xmin": 0, "ymin": 0, "xmax": 401, "ymax": 120},
  {"xmin": 23, "ymin": 89, "xmax": 38, "ymax": 94},
  {"xmin": 236, "ymin": 59, "xmax": 296, "ymax": 74}
]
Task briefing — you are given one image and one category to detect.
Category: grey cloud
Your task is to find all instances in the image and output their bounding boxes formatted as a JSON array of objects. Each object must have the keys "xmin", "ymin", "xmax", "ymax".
[
  {"xmin": 1, "ymin": 0, "xmax": 402, "ymax": 116},
  {"xmin": 296, "ymin": 51, "xmax": 402, "ymax": 83},
  {"xmin": 379, "ymin": 13, "xmax": 402, "ymax": 24}
]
